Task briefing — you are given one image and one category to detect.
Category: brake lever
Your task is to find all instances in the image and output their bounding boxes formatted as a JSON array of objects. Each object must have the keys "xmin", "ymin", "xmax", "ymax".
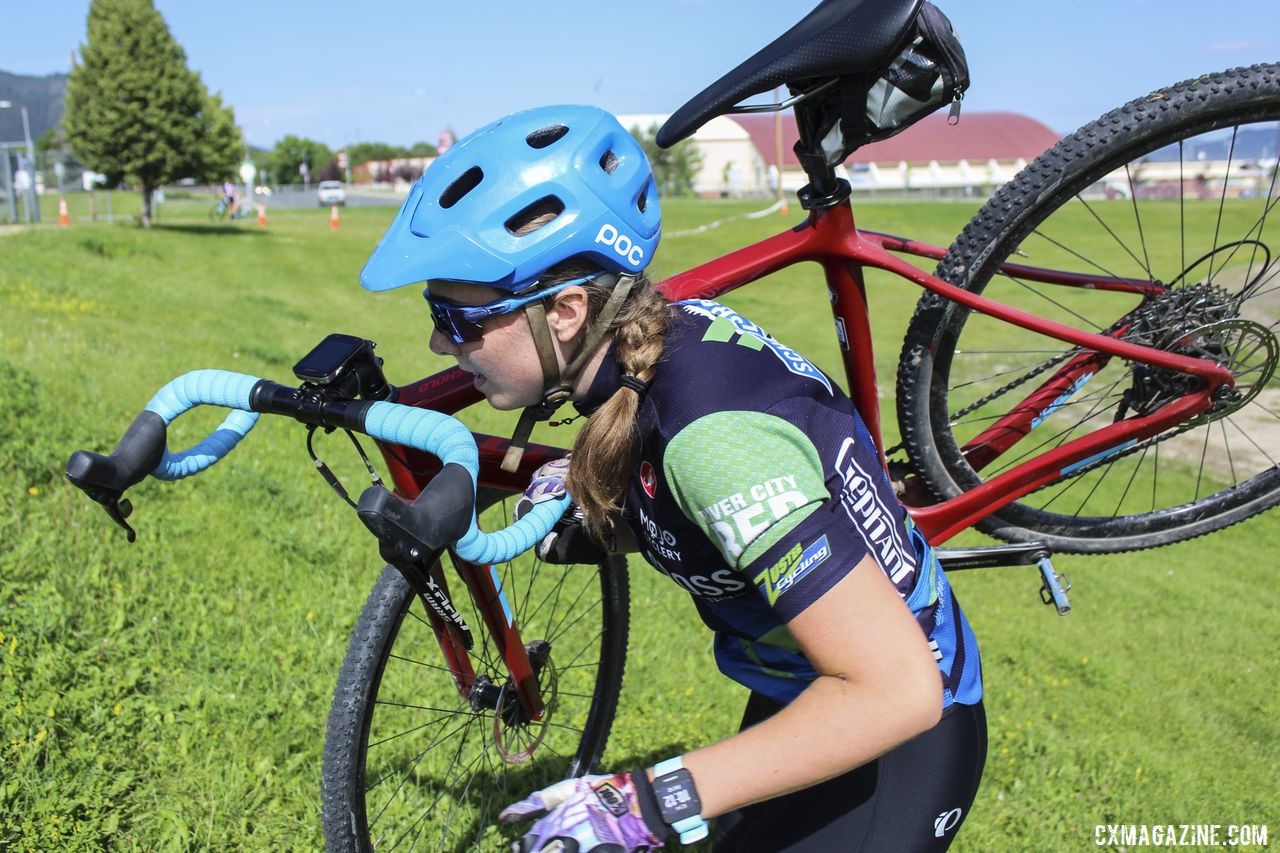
[
  {"xmin": 63, "ymin": 469, "xmax": 139, "ymax": 543},
  {"xmin": 102, "ymin": 496, "xmax": 138, "ymax": 543},
  {"xmin": 356, "ymin": 467, "xmax": 478, "ymax": 650}
]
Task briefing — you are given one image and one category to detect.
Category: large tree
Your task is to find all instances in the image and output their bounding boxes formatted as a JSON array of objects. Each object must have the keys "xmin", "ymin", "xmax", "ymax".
[{"xmin": 65, "ymin": 0, "xmax": 237, "ymax": 226}]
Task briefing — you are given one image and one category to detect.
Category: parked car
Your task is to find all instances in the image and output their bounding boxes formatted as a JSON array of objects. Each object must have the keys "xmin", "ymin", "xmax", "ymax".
[{"xmin": 317, "ymin": 180, "xmax": 346, "ymax": 206}]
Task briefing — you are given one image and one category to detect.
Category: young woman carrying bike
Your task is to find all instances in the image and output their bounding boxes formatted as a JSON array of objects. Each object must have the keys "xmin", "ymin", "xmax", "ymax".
[{"xmin": 360, "ymin": 104, "xmax": 987, "ymax": 852}]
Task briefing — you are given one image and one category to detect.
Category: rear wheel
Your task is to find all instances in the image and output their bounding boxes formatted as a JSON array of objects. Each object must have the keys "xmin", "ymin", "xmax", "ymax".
[
  {"xmin": 321, "ymin": 487, "xmax": 629, "ymax": 851},
  {"xmin": 896, "ymin": 63, "xmax": 1280, "ymax": 553}
]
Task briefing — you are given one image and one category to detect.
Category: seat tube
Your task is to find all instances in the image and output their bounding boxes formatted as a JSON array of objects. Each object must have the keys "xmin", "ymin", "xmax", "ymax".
[{"xmin": 825, "ymin": 258, "xmax": 884, "ymax": 462}]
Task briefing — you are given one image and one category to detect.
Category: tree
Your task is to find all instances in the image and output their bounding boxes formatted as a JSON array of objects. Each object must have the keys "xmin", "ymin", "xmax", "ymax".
[
  {"xmin": 630, "ymin": 122, "xmax": 704, "ymax": 196},
  {"xmin": 195, "ymin": 91, "xmax": 244, "ymax": 183},
  {"xmin": 347, "ymin": 142, "xmax": 403, "ymax": 166},
  {"xmin": 405, "ymin": 140, "xmax": 439, "ymax": 158},
  {"xmin": 64, "ymin": 0, "xmax": 213, "ymax": 227},
  {"xmin": 267, "ymin": 135, "xmax": 333, "ymax": 186}
]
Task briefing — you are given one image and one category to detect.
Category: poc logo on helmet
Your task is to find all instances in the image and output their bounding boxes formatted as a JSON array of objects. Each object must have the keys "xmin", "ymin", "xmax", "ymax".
[{"xmin": 595, "ymin": 223, "xmax": 645, "ymax": 267}]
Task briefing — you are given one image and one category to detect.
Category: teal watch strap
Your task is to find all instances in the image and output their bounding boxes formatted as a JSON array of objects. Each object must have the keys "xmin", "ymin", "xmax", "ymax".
[{"xmin": 653, "ymin": 756, "xmax": 709, "ymax": 845}]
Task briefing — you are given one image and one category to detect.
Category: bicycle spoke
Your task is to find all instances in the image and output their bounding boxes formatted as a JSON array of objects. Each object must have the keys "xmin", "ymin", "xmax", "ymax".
[
  {"xmin": 1124, "ymin": 163, "xmax": 1154, "ymax": 279},
  {"xmin": 1070, "ymin": 194, "xmax": 1154, "ymax": 276},
  {"xmin": 1226, "ymin": 409, "xmax": 1280, "ymax": 468},
  {"xmin": 367, "ymin": 708, "xmax": 483, "ymax": 751},
  {"xmin": 1220, "ymin": 419, "xmax": 1238, "ymax": 485},
  {"xmin": 1206, "ymin": 128, "xmax": 1239, "ymax": 283},
  {"xmin": 368, "ymin": 713, "xmax": 480, "ymax": 831},
  {"xmin": 1112, "ymin": 442, "xmax": 1153, "ymax": 517},
  {"xmin": 1180, "ymin": 140, "xmax": 1187, "ymax": 273}
]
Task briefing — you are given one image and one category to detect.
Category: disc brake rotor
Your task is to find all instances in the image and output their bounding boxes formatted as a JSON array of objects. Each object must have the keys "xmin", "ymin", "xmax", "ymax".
[
  {"xmin": 492, "ymin": 641, "xmax": 557, "ymax": 765},
  {"xmin": 1184, "ymin": 319, "xmax": 1278, "ymax": 424}
]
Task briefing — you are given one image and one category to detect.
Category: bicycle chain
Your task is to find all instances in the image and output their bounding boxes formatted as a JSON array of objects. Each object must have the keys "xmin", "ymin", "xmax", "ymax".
[{"xmin": 949, "ymin": 348, "xmax": 1076, "ymax": 423}]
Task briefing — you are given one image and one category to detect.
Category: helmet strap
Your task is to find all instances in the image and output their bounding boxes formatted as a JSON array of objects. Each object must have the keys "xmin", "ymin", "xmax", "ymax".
[{"xmin": 501, "ymin": 274, "xmax": 636, "ymax": 472}]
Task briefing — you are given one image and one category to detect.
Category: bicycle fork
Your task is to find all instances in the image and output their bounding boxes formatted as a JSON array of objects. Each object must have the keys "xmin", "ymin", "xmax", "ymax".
[{"xmin": 406, "ymin": 555, "xmax": 551, "ymax": 763}]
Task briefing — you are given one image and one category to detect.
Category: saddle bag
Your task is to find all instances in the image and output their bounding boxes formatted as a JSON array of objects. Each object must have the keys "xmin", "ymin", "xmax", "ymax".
[{"xmin": 801, "ymin": 2, "xmax": 970, "ymax": 168}]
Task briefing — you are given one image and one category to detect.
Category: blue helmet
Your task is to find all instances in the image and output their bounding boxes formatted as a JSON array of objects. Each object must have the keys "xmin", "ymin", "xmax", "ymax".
[{"xmin": 361, "ymin": 105, "xmax": 661, "ymax": 293}]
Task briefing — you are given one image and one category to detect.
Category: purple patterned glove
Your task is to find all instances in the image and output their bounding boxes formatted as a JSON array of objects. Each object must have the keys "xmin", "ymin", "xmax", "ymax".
[
  {"xmin": 515, "ymin": 455, "xmax": 573, "ymax": 520},
  {"xmin": 514, "ymin": 455, "xmax": 606, "ymax": 564},
  {"xmin": 499, "ymin": 771, "xmax": 666, "ymax": 853}
]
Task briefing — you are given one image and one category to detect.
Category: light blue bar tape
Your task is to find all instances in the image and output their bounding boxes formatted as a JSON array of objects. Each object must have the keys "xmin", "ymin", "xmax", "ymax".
[
  {"xmin": 145, "ymin": 370, "xmax": 262, "ymax": 481},
  {"xmin": 137, "ymin": 371, "xmax": 570, "ymax": 563}
]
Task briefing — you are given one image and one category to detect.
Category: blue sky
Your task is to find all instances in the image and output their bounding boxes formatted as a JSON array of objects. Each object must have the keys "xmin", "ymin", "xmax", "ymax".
[{"xmin": 8, "ymin": 1, "xmax": 1277, "ymax": 150}]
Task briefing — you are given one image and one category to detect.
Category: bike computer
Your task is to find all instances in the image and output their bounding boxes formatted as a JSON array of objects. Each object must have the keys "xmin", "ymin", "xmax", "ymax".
[{"xmin": 293, "ymin": 333, "xmax": 392, "ymax": 400}]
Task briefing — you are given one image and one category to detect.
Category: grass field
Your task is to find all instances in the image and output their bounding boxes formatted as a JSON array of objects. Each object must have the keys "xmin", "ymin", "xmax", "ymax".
[{"xmin": 1, "ymin": 194, "xmax": 1277, "ymax": 850}]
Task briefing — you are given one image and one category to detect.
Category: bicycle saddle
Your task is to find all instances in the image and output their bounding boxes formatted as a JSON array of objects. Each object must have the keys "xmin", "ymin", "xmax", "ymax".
[{"xmin": 656, "ymin": 0, "xmax": 922, "ymax": 148}]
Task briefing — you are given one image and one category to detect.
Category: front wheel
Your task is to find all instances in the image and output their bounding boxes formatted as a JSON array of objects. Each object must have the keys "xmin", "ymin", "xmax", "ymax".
[
  {"xmin": 896, "ymin": 63, "xmax": 1280, "ymax": 553},
  {"xmin": 321, "ymin": 488, "xmax": 630, "ymax": 851}
]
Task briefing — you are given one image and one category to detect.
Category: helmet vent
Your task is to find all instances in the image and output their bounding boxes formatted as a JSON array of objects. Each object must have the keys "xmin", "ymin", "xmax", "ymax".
[
  {"xmin": 439, "ymin": 167, "xmax": 484, "ymax": 209},
  {"xmin": 506, "ymin": 196, "xmax": 565, "ymax": 236},
  {"xmin": 526, "ymin": 125, "xmax": 569, "ymax": 149},
  {"xmin": 636, "ymin": 179, "xmax": 650, "ymax": 213},
  {"xmin": 599, "ymin": 150, "xmax": 620, "ymax": 174}
]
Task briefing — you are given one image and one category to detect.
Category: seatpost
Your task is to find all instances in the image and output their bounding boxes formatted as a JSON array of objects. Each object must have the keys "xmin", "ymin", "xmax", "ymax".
[{"xmin": 792, "ymin": 94, "xmax": 853, "ymax": 210}]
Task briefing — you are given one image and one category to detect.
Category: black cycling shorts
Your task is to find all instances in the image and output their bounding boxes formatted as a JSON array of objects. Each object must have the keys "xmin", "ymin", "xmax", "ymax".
[{"xmin": 712, "ymin": 694, "xmax": 987, "ymax": 852}]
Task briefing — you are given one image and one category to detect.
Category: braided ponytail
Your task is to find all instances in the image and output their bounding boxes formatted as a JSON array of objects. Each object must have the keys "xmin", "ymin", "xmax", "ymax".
[{"xmin": 567, "ymin": 277, "xmax": 669, "ymax": 539}]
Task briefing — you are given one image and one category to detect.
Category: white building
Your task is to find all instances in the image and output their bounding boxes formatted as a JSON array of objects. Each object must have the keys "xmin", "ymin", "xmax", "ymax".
[{"xmin": 622, "ymin": 110, "xmax": 1065, "ymax": 197}]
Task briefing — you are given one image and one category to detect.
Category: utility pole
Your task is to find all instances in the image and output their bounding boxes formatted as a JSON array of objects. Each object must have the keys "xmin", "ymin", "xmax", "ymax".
[
  {"xmin": 20, "ymin": 104, "xmax": 39, "ymax": 223},
  {"xmin": 1, "ymin": 144, "xmax": 16, "ymax": 223}
]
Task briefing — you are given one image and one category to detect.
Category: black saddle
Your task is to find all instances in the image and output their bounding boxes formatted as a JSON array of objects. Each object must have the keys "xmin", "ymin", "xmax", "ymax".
[{"xmin": 657, "ymin": 0, "xmax": 922, "ymax": 148}]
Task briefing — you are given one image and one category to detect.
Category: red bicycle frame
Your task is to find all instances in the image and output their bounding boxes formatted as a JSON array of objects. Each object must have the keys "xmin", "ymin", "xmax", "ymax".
[{"xmin": 371, "ymin": 195, "xmax": 1233, "ymax": 723}]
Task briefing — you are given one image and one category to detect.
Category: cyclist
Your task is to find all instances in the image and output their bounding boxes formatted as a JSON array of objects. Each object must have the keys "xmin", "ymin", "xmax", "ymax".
[
  {"xmin": 219, "ymin": 179, "xmax": 240, "ymax": 218},
  {"xmin": 361, "ymin": 105, "xmax": 986, "ymax": 852}
]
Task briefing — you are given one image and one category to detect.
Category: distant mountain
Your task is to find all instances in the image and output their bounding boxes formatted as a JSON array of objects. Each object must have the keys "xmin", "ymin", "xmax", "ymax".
[
  {"xmin": 1146, "ymin": 126, "xmax": 1278, "ymax": 163},
  {"xmin": 0, "ymin": 70, "xmax": 68, "ymax": 144},
  {"xmin": 0, "ymin": 70, "xmax": 272, "ymax": 159}
]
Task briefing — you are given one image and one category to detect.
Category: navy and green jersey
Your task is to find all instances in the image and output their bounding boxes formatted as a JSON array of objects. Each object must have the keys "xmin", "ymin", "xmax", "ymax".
[{"xmin": 576, "ymin": 299, "xmax": 982, "ymax": 709}]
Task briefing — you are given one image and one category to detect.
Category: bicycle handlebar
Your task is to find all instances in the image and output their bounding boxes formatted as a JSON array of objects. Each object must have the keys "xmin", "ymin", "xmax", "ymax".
[{"xmin": 65, "ymin": 369, "xmax": 569, "ymax": 564}]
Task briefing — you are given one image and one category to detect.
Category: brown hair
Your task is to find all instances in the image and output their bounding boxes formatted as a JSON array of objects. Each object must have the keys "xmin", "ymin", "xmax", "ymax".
[{"xmin": 540, "ymin": 261, "xmax": 669, "ymax": 540}]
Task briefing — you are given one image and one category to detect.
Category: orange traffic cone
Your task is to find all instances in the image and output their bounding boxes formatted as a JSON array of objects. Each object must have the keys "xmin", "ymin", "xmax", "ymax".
[
  {"xmin": 779, "ymin": 198, "xmax": 790, "ymax": 217},
  {"xmin": 257, "ymin": 203, "xmax": 267, "ymax": 227},
  {"xmin": 58, "ymin": 197, "xmax": 69, "ymax": 228},
  {"xmin": 329, "ymin": 204, "xmax": 340, "ymax": 231}
]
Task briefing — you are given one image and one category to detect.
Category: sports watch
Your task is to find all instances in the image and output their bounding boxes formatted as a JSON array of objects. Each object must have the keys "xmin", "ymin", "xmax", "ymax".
[{"xmin": 651, "ymin": 756, "xmax": 708, "ymax": 844}]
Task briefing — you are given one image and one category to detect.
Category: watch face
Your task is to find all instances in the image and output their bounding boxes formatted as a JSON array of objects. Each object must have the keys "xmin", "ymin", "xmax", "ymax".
[{"xmin": 656, "ymin": 769, "xmax": 701, "ymax": 822}]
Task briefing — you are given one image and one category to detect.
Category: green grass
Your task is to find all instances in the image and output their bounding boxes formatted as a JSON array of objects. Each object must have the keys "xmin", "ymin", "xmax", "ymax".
[{"xmin": 1, "ymin": 197, "xmax": 1277, "ymax": 850}]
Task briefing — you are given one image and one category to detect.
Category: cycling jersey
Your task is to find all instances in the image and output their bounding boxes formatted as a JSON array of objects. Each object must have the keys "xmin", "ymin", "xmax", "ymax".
[{"xmin": 575, "ymin": 299, "xmax": 982, "ymax": 709}]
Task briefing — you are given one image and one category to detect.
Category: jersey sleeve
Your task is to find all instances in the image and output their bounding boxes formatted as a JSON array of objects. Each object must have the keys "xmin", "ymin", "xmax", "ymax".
[
  {"xmin": 661, "ymin": 410, "xmax": 827, "ymax": 570},
  {"xmin": 662, "ymin": 407, "xmax": 897, "ymax": 622}
]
